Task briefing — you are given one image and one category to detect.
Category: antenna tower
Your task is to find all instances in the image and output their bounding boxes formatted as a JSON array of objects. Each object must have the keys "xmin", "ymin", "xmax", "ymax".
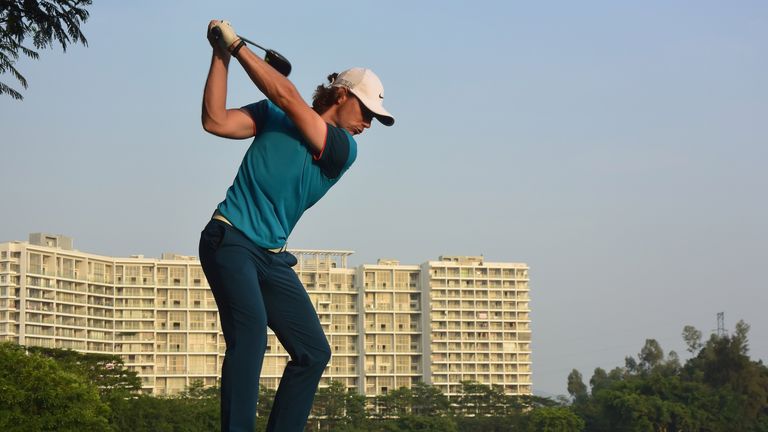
[{"xmin": 716, "ymin": 312, "xmax": 726, "ymax": 337}]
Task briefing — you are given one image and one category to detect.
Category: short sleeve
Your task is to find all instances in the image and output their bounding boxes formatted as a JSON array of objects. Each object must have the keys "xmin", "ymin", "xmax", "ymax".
[
  {"xmin": 313, "ymin": 125, "xmax": 357, "ymax": 179},
  {"xmin": 240, "ymin": 100, "xmax": 270, "ymax": 132}
]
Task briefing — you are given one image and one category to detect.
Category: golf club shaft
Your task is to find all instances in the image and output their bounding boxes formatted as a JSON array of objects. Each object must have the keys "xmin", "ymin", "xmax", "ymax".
[
  {"xmin": 237, "ymin": 35, "xmax": 267, "ymax": 54},
  {"xmin": 234, "ymin": 35, "xmax": 292, "ymax": 77}
]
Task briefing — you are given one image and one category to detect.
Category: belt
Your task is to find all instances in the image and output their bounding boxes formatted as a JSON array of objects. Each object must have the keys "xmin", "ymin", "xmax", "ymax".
[{"xmin": 211, "ymin": 210, "xmax": 288, "ymax": 253}]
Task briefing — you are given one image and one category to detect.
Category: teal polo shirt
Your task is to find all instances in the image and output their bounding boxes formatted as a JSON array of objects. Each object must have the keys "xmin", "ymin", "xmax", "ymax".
[{"xmin": 216, "ymin": 100, "xmax": 357, "ymax": 249}]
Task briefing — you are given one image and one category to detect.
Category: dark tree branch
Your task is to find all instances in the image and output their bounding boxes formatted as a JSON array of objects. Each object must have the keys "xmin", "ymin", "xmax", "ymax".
[{"xmin": 0, "ymin": 0, "xmax": 91, "ymax": 100}]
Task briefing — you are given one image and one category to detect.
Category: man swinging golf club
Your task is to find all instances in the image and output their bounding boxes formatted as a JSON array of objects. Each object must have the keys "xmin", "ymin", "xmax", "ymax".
[{"xmin": 198, "ymin": 20, "xmax": 394, "ymax": 432}]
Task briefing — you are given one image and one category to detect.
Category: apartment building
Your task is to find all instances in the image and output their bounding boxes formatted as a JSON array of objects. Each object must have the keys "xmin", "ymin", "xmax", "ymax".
[
  {"xmin": 0, "ymin": 234, "xmax": 221, "ymax": 394},
  {"xmin": 360, "ymin": 260, "xmax": 423, "ymax": 395},
  {"xmin": 424, "ymin": 256, "xmax": 532, "ymax": 396},
  {"xmin": 0, "ymin": 234, "xmax": 530, "ymax": 397}
]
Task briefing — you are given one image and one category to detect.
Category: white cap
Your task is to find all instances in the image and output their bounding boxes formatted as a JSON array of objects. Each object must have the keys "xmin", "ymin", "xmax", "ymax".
[{"xmin": 332, "ymin": 68, "xmax": 394, "ymax": 126}]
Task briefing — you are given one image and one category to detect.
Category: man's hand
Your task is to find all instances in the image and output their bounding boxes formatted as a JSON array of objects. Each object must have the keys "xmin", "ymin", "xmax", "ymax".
[{"xmin": 207, "ymin": 20, "xmax": 241, "ymax": 53}]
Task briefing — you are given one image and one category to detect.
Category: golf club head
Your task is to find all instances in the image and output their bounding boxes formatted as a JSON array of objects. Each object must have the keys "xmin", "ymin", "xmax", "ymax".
[{"xmin": 265, "ymin": 49, "xmax": 292, "ymax": 77}]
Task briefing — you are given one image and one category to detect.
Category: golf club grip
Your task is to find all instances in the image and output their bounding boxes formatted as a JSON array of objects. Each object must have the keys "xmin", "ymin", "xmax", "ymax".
[{"xmin": 210, "ymin": 26, "xmax": 222, "ymax": 39}]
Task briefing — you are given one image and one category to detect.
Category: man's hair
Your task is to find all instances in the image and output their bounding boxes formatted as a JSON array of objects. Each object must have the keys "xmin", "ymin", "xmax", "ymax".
[{"xmin": 312, "ymin": 73, "xmax": 344, "ymax": 114}]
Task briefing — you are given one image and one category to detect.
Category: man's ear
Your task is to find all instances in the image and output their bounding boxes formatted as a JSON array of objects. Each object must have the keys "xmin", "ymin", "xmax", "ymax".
[{"xmin": 336, "ymin": 87, "xmax": 350, "ymax": 105}]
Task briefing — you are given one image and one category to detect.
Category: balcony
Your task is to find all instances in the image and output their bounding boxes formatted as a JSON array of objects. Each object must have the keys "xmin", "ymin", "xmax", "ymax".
[
  {"xmin": 88, "ymin": 275, "xmax": 113, "ymax": 284},
  {"xmin": 57, "ymin": 269, "xmax": 79, "ymax": 279},
  {"xmin": 27, "ymin": 265, "xmax": 55, "ymax": 277},
  {"xmin": 26, "ymin": 303, "xmax": 55, "ymax": 313},
  {"xmin": 26, "ymin": 290, "xmax": 55, "ymax": 301},
  {"xmin": 26, "ymin": 326, "xmax": 55, "ymax": 336}
]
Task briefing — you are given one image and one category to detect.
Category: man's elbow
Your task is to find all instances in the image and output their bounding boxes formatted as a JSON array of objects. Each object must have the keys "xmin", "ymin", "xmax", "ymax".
[
  {"xmin": 201, "ymin": 117, "xmax": 220, "ymax": 135},
  {"xmin": 202, "ymin": 118, "xmax": 237, "ymax": 139}
]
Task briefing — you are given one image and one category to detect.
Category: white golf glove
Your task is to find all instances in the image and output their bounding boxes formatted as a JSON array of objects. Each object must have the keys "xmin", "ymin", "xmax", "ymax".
[{"xmin": 212, "ymin": 20, "xmax": 240, "ymax": 52}]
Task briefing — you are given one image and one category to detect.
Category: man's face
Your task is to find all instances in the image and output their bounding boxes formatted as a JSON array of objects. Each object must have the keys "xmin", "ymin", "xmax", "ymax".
[{"xmin": 337, "ymin": 91, "xmax": 373, "ymax": 136}]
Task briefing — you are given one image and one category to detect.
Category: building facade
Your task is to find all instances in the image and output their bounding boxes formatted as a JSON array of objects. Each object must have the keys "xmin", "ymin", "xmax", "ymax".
[{"xmin": 0, "ymin": 234, "xmax": 531, "ymax": 396}]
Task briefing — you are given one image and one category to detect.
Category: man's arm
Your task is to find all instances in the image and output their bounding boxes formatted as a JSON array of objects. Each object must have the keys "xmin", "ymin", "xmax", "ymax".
[
  {"xmin": 201, "ymin": 21, "xmax": 260, "ymax": 139},
  {"xmin": 211, "ymin": 21, "xmax": 327, "ymax": 154}
]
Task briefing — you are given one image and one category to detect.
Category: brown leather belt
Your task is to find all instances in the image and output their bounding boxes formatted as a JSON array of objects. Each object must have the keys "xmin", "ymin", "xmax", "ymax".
[{"xmin": 212, "ymin": 210, "xmax": 287, "ymax": 253}]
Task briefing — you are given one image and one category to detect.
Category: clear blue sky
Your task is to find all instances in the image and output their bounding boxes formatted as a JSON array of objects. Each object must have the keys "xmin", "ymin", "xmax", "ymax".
[{"xmin": 2, "ymin": 1, "xmax": 766, "ymax": 397}]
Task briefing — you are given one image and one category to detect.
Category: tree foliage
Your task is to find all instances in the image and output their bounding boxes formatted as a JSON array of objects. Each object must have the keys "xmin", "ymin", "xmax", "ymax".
[
  {"xmin": 0, "ymin": 342, "xmax": 110, "ymax": 432},
  {"xmin": 0, "ymin": 0, "xmax": 92, "ymax": 100},
  {"xmin": 2, "ymin": 342, "xmax": 585, "ymax": 431},
  {"xmin": 567, "ymin": 369, "xmax": 588, "ymax": 402},
  {"xmin": 309, "ymin": 380, "xmax": 368, "ymax": 431},
  {"xmin": 682, "ymin": 324, "xmax": 703, "ymax": 354},
  {"xmin": 10, "ymin": 323, "xmax": 765, "ymax": 432},
  {"xmin": 410, "ymin": 380, "xmax": 451, "ymax": 416},
  {"xmin": 570, "ymin": 320, "xmax": 768, "ymax": 432},
  {"xmin": 27, "ymin": 346, "xmax": 141, "ymax": 402},
  {"xmin": 456, "ymin": 380, "xmax": 517, "ymax": 417},
  {"xmin": 378, "ymin": 414, "xmax": 459, "ymax": 432},
  {"xmin": 374, "ymin": 386, "xmax": 413, "ymax": 419},
  {"xmin": 525, "ymin": 406, "xmax": 585, "ymax": 432}
]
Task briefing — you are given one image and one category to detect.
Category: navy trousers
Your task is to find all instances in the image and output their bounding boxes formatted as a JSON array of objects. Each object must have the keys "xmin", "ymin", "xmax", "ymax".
[{"xmin": 199, "ymin": 219, "xmax": 331, "ymax": 432}]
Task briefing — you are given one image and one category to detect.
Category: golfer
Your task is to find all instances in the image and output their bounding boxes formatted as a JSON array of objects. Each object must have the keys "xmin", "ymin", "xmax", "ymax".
[{"xmin": 198, "ymin": 20, "xmax": 394, "ymax": 432}]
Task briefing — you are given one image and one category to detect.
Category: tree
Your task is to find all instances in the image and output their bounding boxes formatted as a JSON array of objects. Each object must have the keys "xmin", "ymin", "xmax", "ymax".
[
  {"xmin": 454, "ymin": 381, "xmax": 527, "ymax": 419},
  {"xmin": 567, "ymin": 369, "xmax": 588, "ymax": 402},
  {"xmin": 28, "ymin": 346, "xmax": 141, "ymax": 401},
  {"xmin": 410, "ymin": 381, "xmax": 450, "ymax": 416},
  {"xmin": 683, "ymin": 321, "xmax": 768, "ymax": 430},
  {"xmin": 311, "ymin": 380, "xmax": 348, "ymax": 431},
  {"xmin": 588, "ymin": 367, "xmax": 609, "ymax": 394},
  {"xmin": 454, "ymin": 415, "xmax": 515, "ymax": 432},
  {"xmin": 568, "ymin": 322, "xmax": 768, "ymax": 432},
  {"xmin": 178, "ymin": 379, "xmax": 219, "ymax": 399},
  {"xmin": 0, "ymin": 342, "xmax": 111, "ymax": 431},
  {"xmin": 624, "ymin": 355, "xmax": 638, "ymax": 374},
  {"xmin": 486, "ymin": 384, "xmax": 518, "ymax": 417},
  {"xmin": 110, "ymin": 394, "xmax": 200, "ymax": 432},
  {"xmin": 378, "ymin": 415, "xmax": 458, "ymax": 432},
  {"xmin": 524, "ymin": 406, "xmax": 584, "ymax": 432},
  {"xmin": 175, "ymin": 380, "xmax": 220, "ymax": 432},
  {"xmin": 682, "ymin": 324, "xmax": 703, "ymax": 354},
  {"xmin": 457, "ymin": 380, "xmax": 502, "ymax": 416},
  {"xmin": 1, "ymin": 0, "xmax": 92, "ymax": 100},
  {"xmin": 734, "ymin": 319, "xmax": 751, "ymax": 354},
  {"xmin": 638, "ymin": 338, "xmax": 664, "ymax": 373},
  {"xmin": 308, "ymin": 381, "xmax": 371, "ymax": 432},
  {"xmin": 515, "ymin": 394, "xmax": 560, "ymax": 410},
  {"xmin": 375, "ymin": 386, "xmax": 413, "ymax": 418},
  {"xmin": 341, "ymin": 387, "xmax": 369, "ymax": 431},
  {"xmin": 256, "ymin": 385, "xmax": 276, "ymax": 432},
  {"xmin": 110, "ymin": 381, "xmax": 221, "ymax": 432}
]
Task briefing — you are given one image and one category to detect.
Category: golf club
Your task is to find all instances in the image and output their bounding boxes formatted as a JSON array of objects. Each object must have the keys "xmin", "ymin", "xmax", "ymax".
[{"xmin": 210, "ymin": 26, "xmax": 292, "ymax": 77}]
